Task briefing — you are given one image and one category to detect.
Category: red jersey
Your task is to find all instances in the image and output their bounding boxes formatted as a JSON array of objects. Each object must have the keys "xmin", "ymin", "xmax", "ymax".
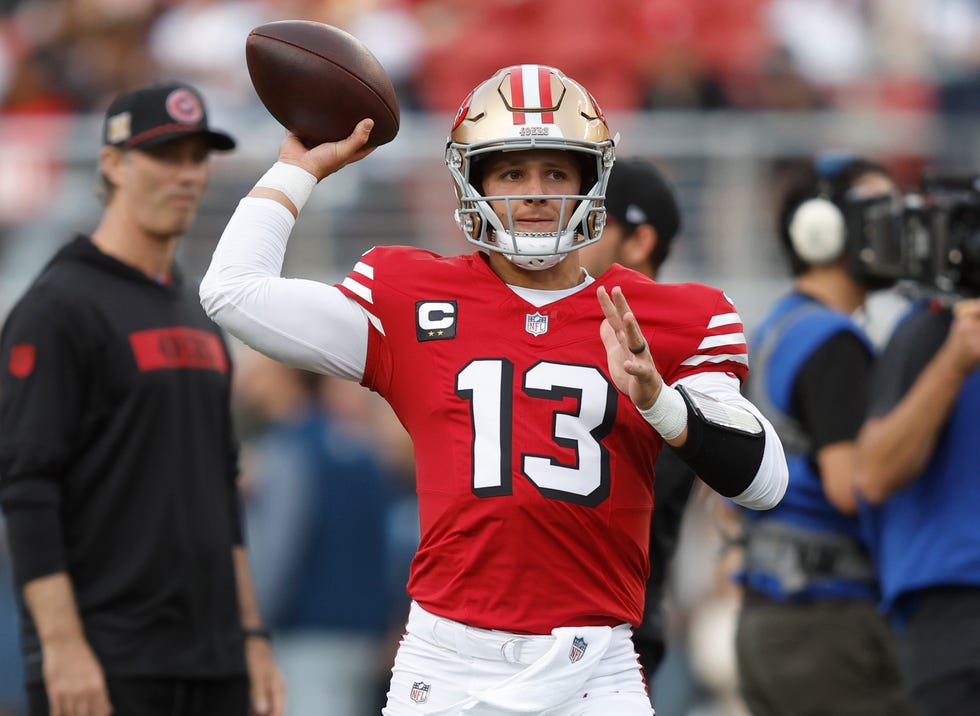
[{"xmin": 337, "ymin": 247, "xmax": 748, "ymax": 633}]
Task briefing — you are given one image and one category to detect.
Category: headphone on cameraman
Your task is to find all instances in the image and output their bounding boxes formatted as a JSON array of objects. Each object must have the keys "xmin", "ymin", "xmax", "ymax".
[{"xmin": 786, "ymin": 154, "xmax": 857, "ymax": 265}]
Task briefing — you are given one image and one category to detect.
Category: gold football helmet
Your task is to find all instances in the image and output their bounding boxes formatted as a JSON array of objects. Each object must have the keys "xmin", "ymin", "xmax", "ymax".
[{"xmin": 446, "ymin": 64, "xmax": 616, "ymax": 270}]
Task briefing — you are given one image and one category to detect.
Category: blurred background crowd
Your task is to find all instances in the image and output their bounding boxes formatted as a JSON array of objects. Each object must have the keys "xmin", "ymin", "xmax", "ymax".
[{"xmin": 0, "ymin": 0, "xmax": 978, "ymax": 714}]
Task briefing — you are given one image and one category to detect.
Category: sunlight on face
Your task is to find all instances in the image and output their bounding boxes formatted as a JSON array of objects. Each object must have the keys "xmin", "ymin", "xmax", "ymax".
[{"xmin": 849, "ymin": 172, "xmax": 896, "ymax": 201}]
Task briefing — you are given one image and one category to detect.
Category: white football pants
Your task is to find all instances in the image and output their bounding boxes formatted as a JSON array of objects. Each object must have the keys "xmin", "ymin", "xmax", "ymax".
[{"xmin": 382, "ymin": 602, "xmax": 655, "ymax": 715}]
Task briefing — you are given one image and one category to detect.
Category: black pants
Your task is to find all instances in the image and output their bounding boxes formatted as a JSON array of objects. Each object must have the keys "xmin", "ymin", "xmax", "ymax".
[
  {"xmin": 28, "ymin": 675, "xmax": 249, "ymax": 716},
  {"xmin": 895, "ymin": 586, "xmax": 980, "ymax": 716},
  {"xmin": 736, "ymin": 592, "xmax": 919, "ymax": 716}
]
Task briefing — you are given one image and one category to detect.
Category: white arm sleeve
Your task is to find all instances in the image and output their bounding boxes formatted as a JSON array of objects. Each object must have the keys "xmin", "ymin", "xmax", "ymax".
[
  {"xmin": 674, "ymin": 371, "xmax": 788, "ymax": 510},
  {"xmin": 200, "ymin": 197, "xmax": 369, "ymax": 382}
]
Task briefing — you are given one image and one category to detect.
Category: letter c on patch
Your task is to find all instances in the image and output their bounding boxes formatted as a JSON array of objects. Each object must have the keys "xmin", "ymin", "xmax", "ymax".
[{"xmin": 416, "ymin": 300, "xmax": 458, "ymax": 341}]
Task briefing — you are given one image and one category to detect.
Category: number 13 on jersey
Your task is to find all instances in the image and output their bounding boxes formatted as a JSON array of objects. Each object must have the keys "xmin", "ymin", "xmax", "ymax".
[{"xmin": 455, "ymin": 358, "xmax": 618, "ymax": 507}]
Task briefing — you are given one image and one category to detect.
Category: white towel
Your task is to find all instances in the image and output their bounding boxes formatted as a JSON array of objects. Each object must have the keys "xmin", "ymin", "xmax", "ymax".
[{"xmin": 423, "ymin": 626, "xmax": 613, "ymax": 714}]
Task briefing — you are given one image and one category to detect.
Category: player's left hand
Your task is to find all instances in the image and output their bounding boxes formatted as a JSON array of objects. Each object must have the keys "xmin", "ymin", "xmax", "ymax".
[
  {"xmin": 245, "ymin": 635, "xmax": 285, "ymax": 716},
  {"xmin": 598, "ymin": 285, "xmax": 663, "ymax": 409}
]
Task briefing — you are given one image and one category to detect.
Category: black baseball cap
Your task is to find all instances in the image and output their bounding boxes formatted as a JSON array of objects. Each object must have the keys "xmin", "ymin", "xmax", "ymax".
[
  {"xmin": 604, "ymin": 158, "xmax": 681, "ymax": 240},
  {"xmin": 102, "ymin": 81, "xmax": 236, "ymax": 151}
]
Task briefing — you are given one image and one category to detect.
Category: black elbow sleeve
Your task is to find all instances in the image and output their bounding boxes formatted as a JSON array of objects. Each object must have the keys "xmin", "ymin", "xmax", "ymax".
[{"xmin": 672, "ymin": 386, "xmax": 766, "ymax": 497}]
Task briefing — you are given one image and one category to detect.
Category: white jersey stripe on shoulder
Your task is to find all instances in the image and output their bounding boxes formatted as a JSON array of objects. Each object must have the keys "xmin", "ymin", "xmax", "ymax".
[
  {"xmin": 363, "ymin": 308, "xmax": 386, "ymax": 336},
  {"xmin": 708, "ymin": 312, "xmax": 741, "ymax": 329},
  {"xmin": 353, "ymin": 261, "xmax": 374, "ymax": 280},
  {"xmin": 341, "ymin": 276, "xmax": 373, "ymax": 304},
  {"xmin": 698, "ymin": 332, "xmax": 746, "ymax": 350},
  {"xmin": 681, "ymin": 353, "xmax": 749, "ymax": 367}
]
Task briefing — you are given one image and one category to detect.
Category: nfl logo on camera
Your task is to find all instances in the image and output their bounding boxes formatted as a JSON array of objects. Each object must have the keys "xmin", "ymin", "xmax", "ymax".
[
  {"xmin": 526, "ymin": 312, "xmax": 549, "ymax": 336},
  {"xmin": 569, "ymin": 635, "xmax": 588, "ymax": 663},
  {"xmin": 410, "ymin": 681, "xmax": 430, "ymax": 704}
]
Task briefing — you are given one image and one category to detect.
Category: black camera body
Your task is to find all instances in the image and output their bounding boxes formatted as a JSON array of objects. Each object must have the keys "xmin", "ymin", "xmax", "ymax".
[
  {"xmin": 914, "ymin": 175, "xmax": 980, "ymax": 296},
  {"xmin": 841, "ymin": 175, "xmax": 980, "ymax": 296}
]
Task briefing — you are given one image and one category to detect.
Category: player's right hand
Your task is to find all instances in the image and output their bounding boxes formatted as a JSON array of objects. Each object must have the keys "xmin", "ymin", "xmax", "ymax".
[
  {"xmin": 42, "ymin": 636, "xmax": 112, "ymax": 716},
  {"xmin": 278, "ymin": 119, "xmax": 376, "ymax": 181}
]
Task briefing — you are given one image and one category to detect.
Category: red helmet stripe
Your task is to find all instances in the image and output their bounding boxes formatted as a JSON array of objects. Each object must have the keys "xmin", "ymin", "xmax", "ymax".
[
  {"xmin": 510, "ymin": 68, "xmax": 526, "ymax": 125},
  {"xmin": 537, "ymin": 66, "xmax": 555, "ymax": 124}
]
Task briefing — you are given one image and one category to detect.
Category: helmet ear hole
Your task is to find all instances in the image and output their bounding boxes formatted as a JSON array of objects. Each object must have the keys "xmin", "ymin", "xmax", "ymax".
[
  {"xmin": 586, "ymin": 205, "xmax": 605, "ymax": 240},
  {"xmin": 788, "ymin": 197, "xmax": 846, "ymax": 265},
  {"xmin": 454, "ymin": 208, "xmax": 482, "ymax": 241}
]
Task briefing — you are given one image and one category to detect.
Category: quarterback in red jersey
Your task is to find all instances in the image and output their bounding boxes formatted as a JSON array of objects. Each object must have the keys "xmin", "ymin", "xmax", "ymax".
[{"xmin": 202, "ymin": 65, "xmax": 787, "ymax": 715}]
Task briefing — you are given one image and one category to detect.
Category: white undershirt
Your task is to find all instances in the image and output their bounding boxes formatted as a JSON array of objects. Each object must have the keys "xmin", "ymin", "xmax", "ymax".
[{"xmin": 506, "ymin": 271, "xmax": 595, "ymax": 307}]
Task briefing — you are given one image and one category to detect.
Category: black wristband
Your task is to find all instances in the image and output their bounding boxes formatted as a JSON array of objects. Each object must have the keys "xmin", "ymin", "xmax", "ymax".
[{"xmin": 243, "ymin": 627, "xmax": 272, "ymax": 641}]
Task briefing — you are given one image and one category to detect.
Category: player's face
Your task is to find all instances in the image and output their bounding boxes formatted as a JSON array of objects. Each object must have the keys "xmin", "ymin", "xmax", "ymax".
[
  {"xmin": 480, "ymin": 149, "xmax": 583, "ymax": 234},
  {"xmin": 849, "ymin": 171, "xmax": 896, "ymax": 201},
  {"xmin": 113, "ymin": 135, "xmax": 211, "ymax": 240}
]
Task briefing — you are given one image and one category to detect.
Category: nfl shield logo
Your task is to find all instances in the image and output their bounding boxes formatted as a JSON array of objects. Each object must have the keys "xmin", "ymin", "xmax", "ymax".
[
  {"xmin": 569, "ymin": 635, "xmax": 588, "ymax": 663},
  {"xmin": 410, "ymin": 681, "xmax": 430, "ymax": 704},
  {"xmin": 525, "ymin": 312, "xmax": 549, "ymax": 336}
]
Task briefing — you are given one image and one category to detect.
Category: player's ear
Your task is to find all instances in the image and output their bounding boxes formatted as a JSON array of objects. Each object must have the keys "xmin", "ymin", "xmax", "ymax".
[
  {"xmin": 621, "ymin": 224, "xmax": 657, "ymax": 268},
  {"xmin": 100, "ymin": 145, "xmax": 125, "ymax": 186}
]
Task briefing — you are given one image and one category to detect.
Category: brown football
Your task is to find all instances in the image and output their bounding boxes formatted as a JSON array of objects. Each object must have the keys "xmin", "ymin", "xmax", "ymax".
[{"xmin": 245, "ymin": 20, "xmax": 400, "ymax": 148}]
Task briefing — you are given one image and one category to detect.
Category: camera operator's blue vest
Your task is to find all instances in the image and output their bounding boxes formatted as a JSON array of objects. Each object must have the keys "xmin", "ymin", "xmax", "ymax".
[
  {"xmin": 861, "ymin": 305, "xmax": 980, "ymax": 617},
  {"xmin": 739, "ymin": 292, "xmax": 877, "ymax": 601}
]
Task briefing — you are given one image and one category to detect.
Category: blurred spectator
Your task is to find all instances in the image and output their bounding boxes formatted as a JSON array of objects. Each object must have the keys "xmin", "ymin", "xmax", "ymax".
[
  {"xmin": 641, "ymin": 45, "xmax": 732, "ymax": 111},
  {"xmin": 918, "ymin": 0, "xmax": 980, "ymax": 113},
  {"xmin": 147, "ymin": 0, "xmax": 274, "ymax": 114},
  {"xmin": 236, "ymin": 350, "xmax": 412, "ymax": 716},
  {"xmin": 767, "ymin": 0, "xmax": 873, "ymax": 88},
  {"xmin": 653, "ymin": 486, "xmax": 749, "ymax": 716},
  {"xmin": 752, "ymin": 46, "xmax": 827, "ymax": 110},
  {"xmin": 342, "ymin": 0, "xmax": 426, "ymax": 110},
  {"xmin": 53, "ymin": 0, "xmax": 158, "ymax": 110},
  {"xmin": 0, "ymin": 44, "xmax": 75, "ymax": 265}
]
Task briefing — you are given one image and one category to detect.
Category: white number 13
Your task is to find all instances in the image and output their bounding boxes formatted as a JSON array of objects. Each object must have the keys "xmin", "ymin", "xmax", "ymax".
[{"xmin": 455, "ymin": 359, "xmax": 617, "ymax": 507}]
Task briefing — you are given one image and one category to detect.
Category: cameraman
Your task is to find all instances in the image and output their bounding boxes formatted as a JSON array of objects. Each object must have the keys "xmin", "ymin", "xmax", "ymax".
[
  {"xmin": 734, "ymin": 154, "xmax": 917, "ymax": 716},
  {"xmin": 856, "ymin": 180, "xmax": 980, "ymax": 716}
]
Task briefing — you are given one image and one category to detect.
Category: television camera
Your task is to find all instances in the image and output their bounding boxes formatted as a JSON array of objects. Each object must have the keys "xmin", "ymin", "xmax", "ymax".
[{"xmin": 843, "ymin": 174, "xmax": 980, "ymax": 296}]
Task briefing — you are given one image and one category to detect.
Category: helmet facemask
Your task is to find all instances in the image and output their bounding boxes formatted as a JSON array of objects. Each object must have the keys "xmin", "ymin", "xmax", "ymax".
[{"xmin": 446, "ymin": 65, "xmax": 616, "ymax": 270}]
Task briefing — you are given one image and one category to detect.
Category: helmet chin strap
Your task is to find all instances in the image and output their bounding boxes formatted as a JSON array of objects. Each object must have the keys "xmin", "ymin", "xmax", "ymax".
[
  {"xmin": 504, "ymin": 251, "xmax": 568, "ymax": 271},
  {"xmin": 491, "ymin": 228, "xmax": 577, "ymax": 271}
]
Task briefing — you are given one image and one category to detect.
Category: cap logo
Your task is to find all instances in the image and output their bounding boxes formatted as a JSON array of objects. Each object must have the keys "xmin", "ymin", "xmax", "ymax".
[
  {"xmin": 165, "ymin": 89, "xmax": 203, "ymax": 124},
  {"xmin": 106, "ymin": 111, "xmax": 132, "ymax": 144},
  {"xmin": 625, "ymin": 204, "xmax": 647, "ymax": 224}
]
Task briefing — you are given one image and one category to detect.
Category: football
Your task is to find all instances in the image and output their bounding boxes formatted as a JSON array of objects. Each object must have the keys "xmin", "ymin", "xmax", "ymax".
[{"xmin": 245, "ymin": 20, "xmax": 400, "ymax": 148}]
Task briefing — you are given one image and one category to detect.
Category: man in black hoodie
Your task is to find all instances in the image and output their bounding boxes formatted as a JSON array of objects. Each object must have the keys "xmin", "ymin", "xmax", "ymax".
[{"xmin": 0, "ymin": 82, "xmax": 283, "ymax": 716}]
